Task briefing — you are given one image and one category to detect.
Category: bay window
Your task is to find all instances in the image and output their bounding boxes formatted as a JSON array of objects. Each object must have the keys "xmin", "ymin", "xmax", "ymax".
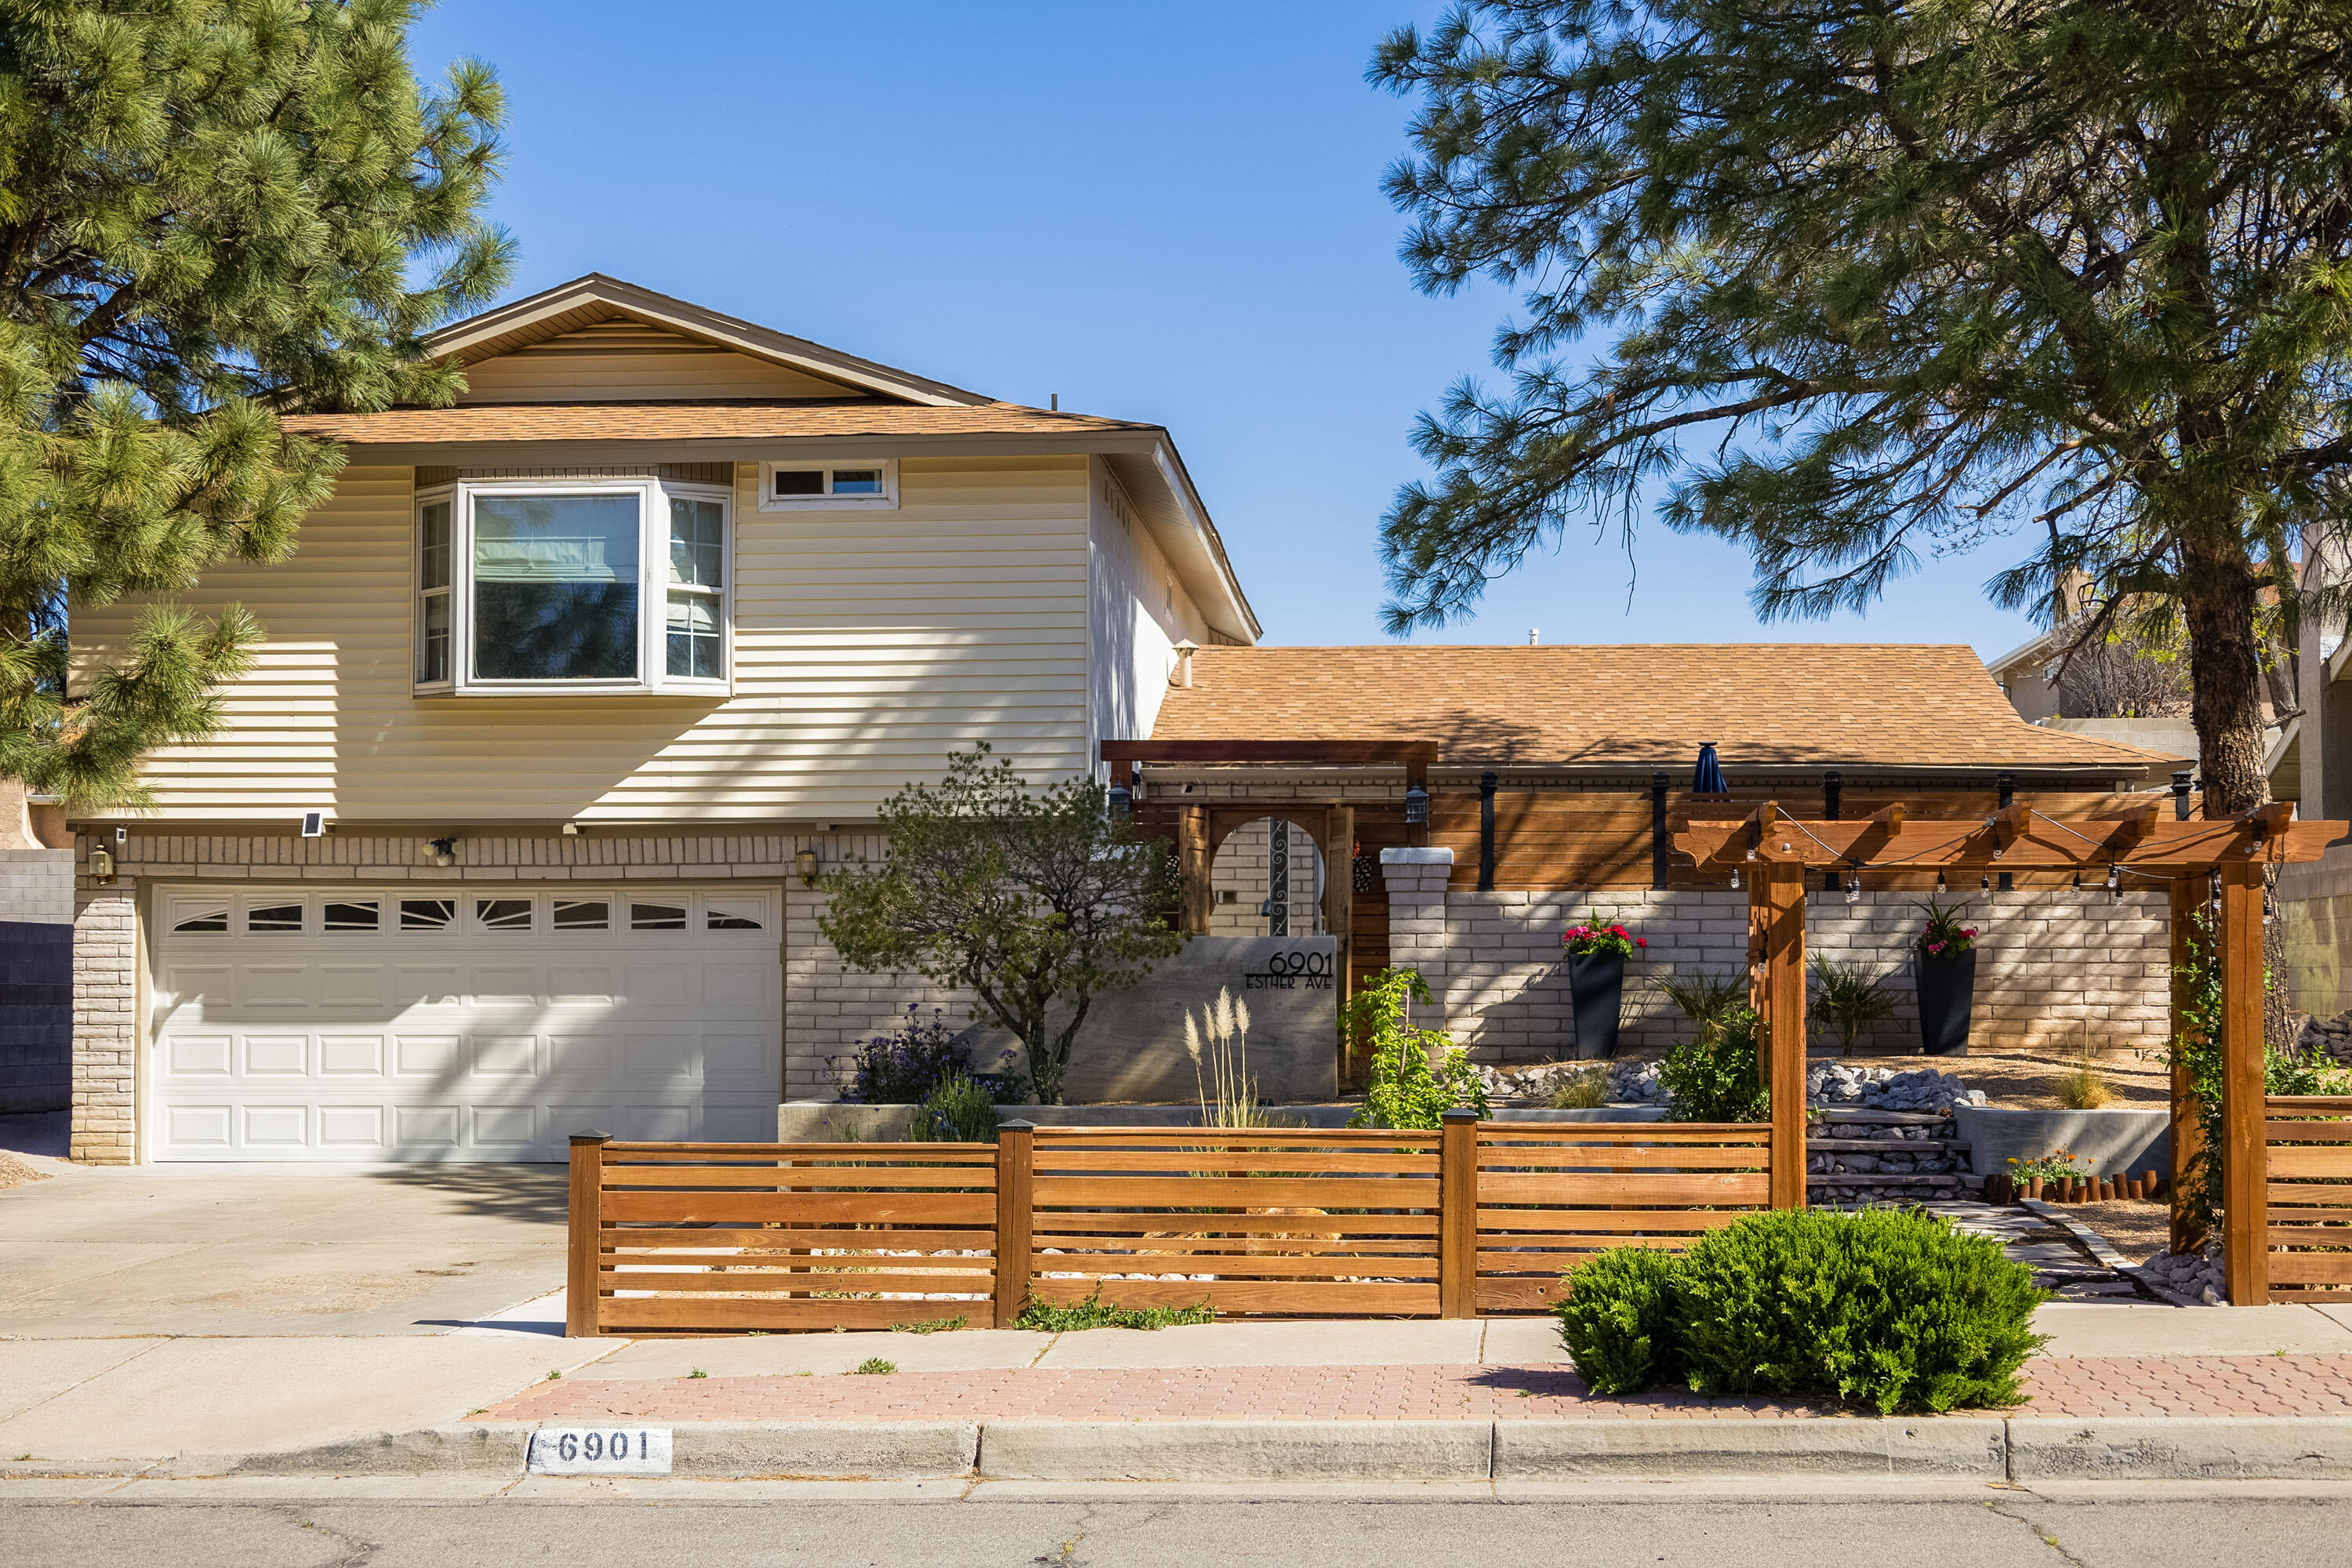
[{"xmin": 414, "ymin": 478, "xmax": 729, "ymax": 694}]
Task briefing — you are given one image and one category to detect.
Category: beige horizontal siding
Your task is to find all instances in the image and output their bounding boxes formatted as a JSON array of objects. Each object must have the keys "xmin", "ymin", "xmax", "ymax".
[
  {"xmin": 71, "ymin": 458, "xmax": 1094, "ymax": 822},
  {"xmin": 456, "ymin": 323, "xmax": 861, "ymax": 403}
]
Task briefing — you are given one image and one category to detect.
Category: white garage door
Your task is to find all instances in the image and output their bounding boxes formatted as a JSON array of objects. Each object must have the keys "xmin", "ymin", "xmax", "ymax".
[{"xmin": 151, "ymin": 884, "xmax": 782, "ymax": 1161}]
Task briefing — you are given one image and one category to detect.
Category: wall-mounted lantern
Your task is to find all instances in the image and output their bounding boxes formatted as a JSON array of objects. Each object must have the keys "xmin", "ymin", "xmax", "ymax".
[
  {"xmin": 795, "ymin": 848, "xmax": 822, "ymax": 886},
  {"xmin": 1403, "ymin": 784, "xmax": 1429, "ymax": 826}
]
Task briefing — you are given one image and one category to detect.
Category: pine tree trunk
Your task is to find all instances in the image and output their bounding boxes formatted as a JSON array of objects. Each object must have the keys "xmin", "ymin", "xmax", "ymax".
[{"xmin": 2180, "ymin": 554, "xmax": 2291, "ymax": 1047}]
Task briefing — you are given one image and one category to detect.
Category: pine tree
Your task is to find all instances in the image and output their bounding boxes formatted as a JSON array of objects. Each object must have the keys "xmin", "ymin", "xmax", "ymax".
[
  {"xmin": 1373, "ymin": 2, "xmax": 2352, "ymax": 819},
  {"xmin": 0, "ymin": 0, "xmax": 510, "ymax": 811}
]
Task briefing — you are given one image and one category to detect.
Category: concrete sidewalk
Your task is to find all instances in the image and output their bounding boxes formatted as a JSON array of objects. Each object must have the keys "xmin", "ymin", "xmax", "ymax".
[{"xmin": 7, "ymin": 1301, "xmax": 2352, "ymax": 1479}]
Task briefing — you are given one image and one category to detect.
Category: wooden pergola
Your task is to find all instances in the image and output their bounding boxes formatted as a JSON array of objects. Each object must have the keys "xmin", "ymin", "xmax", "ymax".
[{"xmin": 1673, "ymin": 801, "xmax": 2343, "ymax": 1304}]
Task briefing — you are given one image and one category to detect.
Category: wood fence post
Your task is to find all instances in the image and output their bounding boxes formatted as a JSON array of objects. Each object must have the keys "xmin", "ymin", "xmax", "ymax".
[
  {"xmin": 2169, "ymin": 878, "xmax": 2208, "ymax": 1255},
  {"xmin": 566, "ymin": 1131, "xmax": 610, "ymax": 1337},
  {"xmin": 2220, "ymin": 861, "xmax": 2269, "ymax": 1305},
  {"xmin": 1439, "ymin": 1110, "xmax": 1479, "ymax": 1318},
  {"xmin": 994, "ymin": 1121, "xmax": 1036, "ymax": 1328},
  {"xmin": 1752, "ymin": 861, "xmax": 1809, "ymax": 1210}
]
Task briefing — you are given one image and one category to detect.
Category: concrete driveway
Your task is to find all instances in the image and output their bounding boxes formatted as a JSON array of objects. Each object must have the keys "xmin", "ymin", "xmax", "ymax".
[{"xmin": 0, "ymin": 1151, "xmax": 567, "ymax": 1338}]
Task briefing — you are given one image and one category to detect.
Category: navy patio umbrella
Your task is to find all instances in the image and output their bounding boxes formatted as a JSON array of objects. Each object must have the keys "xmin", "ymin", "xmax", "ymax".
[{"xmin": 1693, "ymin": 743, "xmax": 1728, "ymax": 794}]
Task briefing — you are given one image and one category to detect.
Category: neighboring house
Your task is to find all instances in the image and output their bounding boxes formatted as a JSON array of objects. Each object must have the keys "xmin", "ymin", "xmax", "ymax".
[
  {"xmin": 1984, "ymin": 620, "xmax": 2203, "ymax": 769},
  {"xmin": 65, "ymin": 274, "xmax": 1258, "ymax": 1164}
]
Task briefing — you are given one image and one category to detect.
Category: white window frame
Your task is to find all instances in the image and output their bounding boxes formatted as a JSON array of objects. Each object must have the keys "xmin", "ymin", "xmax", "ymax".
[
  {"xmin": 757, "ymin": 458, "xmax": 899, "ymax": 512},
  {"xmin": 413, "ymin": 477, "xmax": 733, "ymax": 697}
]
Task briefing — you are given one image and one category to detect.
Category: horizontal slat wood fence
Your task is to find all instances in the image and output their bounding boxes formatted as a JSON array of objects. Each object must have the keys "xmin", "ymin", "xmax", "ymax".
[
  {"xmin": 1470, "ymin": 1123, "xmax": 1774, "ymax": 1312},
  {"xmin": 565, "ymin": 1116, "xmax": 1784, "ymax": 1335},
  {"xmin": 2261, "ymin": 1096, "xmax": 2352, "ymax": 1300}
]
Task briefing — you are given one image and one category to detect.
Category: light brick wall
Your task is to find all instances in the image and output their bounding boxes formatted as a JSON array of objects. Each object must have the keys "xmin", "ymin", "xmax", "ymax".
[
  {"xmin": 71, "ymin": 865, "xmax": 138, "ymax": 1163},
  {"xmin": 1404, "ymin": 880, "xmax": 2169, "ymax": 1065},
  {"xmin": 0, "ymin": 848, "xmax": 74, "ymax": 924},
  {"xmin": 1207, "ymin": 817, "xmax": 1323, "ymax": 937}
]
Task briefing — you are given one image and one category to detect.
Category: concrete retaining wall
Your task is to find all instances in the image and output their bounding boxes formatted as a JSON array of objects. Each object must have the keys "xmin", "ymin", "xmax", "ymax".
[{"xmin": 1953, "ymin": 1103, "xmax": 2172, "ymax": 1179}]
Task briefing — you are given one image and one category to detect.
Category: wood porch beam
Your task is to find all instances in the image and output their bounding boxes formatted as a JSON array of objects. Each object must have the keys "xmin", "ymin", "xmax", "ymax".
[
  {"xmin": 1102, "ymin": 739, "xmax": 1442, "ymax": 768},
  {"xmin": 1671, "ymin": 814, "xmax": 2343, "ymax": 872}
]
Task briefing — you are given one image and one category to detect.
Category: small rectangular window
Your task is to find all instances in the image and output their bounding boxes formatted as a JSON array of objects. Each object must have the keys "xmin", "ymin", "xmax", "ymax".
[
  {"xmin": 400, "ymin": 898, "xmax": 456, "ymax": 931},
  {"xmin": 172, "ymin": 902, "xmax": 230, "ymax": 934},
  {"xmin": 323, "ymin": 901, "xmax": 380, "ymax": 932},
  {"xmin": 553, "ymin": 899, "xmax": 608, "ymax": 931},
  {"xmin": 476, "ymin": 898, "xmax": 532, "ymax": 932},
  {"xmin": 417, "ymin": 498, "xmax": 452, "ymax": 684},
  {"xmin": 759, "ymin": 459, "xmax": 898, "ymax": 511},
  {"xmin": 705, "ymin": 899, "xmax": 766, "ymax": 931},
  {"xmin": 666, "ymin": 495, "xmax": 724, "ymax": 681},
  {"xmin": 248, "ymin": 903, "xmax": 304, "ymax": 934},
  {"xmin": 630, "ymin": 901, "xmax": 687, "ymax": 931}
]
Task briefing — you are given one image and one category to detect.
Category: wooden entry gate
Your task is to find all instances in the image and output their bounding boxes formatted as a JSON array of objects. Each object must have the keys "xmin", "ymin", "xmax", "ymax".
[{"xmin": 564, "ymin": 1118, "xmax": 1774, "ymax": 1335}]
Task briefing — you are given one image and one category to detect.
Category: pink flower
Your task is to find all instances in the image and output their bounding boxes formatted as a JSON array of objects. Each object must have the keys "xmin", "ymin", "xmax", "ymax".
[{"xmin": 1927, "ymin": 939, "xmax": 1946, "ymax": 954}]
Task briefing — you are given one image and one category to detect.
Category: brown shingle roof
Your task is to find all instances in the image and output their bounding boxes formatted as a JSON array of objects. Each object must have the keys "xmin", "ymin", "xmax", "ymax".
[
  {"xmin": 1150, "ymin": 644, "xmax": 2159, "ymax": 774},
  {"xmin": 280, "ymin": 399, "xmax": 1152, "ymax": 445}
]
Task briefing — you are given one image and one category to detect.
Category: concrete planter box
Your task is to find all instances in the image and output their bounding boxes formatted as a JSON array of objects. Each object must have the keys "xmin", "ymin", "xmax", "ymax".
[
  {"xmin": 1952, "ymin": 1103, "xmax": 2172, "ymax": 1180},
  {"xmin": 775, "ymin": 1102, "xmax": 1671, "ymax": 1140}
]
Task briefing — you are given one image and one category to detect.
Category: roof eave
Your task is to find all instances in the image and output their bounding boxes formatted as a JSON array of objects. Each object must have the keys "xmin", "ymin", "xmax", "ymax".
[{"xmin": 423, "ymin": 274, "xmax": 994, "ymax": 408}]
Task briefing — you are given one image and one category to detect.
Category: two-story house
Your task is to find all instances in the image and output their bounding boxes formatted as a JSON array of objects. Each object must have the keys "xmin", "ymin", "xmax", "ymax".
[{"xmin": 67, "ymin": 275, "xmax": 1258, "ymax": 1163}]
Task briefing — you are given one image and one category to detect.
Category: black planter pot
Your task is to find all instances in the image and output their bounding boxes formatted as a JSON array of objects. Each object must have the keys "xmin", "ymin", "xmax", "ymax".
[
  {"xmin": 1914, "ymin": 948, "xmax": 1978, "ymax": 1056},
  {"xmin": 1567, "ymin": 949, "xmax": 1627, "ymax": 1060}
]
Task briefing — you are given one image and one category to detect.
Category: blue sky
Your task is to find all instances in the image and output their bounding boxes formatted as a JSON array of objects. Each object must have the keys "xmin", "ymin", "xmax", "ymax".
[{"xmin": 408, "ymin": 2, "xmax": 2042, "ymax": 662}]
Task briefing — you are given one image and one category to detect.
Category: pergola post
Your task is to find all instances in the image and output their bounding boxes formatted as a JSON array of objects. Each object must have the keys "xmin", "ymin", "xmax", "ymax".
[
  {"xmin": 1749, "ymin": 859, "xmax": 1809, "ymax": 1210},
  {"xmin": 2168, "ymin": 877, "xmax": 2209, "ymax": 1256},
  {"xmin": 2219, "ymin": 859, "xmax": 2269, "ymax": 1305},
  {"xmin": 1176, "ymin": 807, "xmax": 1210, "ymax": 935},
  {"xmin": 1320, "ymin": 804, "xmax": 1354, "ymax": 1006}
]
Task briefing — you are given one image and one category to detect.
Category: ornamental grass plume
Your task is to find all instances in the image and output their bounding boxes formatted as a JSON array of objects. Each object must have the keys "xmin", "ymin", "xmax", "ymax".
[{"xmin": 1185, "ymin": 986, "xmax": 1273, "ymax": 1127}]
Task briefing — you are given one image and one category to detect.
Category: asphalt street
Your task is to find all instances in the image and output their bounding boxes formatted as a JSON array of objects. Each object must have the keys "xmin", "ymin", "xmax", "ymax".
[{"xmin": 7, "ymin": 1485, "xmax": 2352, "ymax": 1567}]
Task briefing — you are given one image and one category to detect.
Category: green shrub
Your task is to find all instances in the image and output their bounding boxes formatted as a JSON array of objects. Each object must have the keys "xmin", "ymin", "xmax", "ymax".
[
  {"xmin": 1551, "ymin": 1209, "xmax": 2047, "ymax": 1414},
  {"xmin": 1658, "ymin": 1006, "xmax": 1769, "ymax": 1123},
  {"xmin": 1013, "ymin": 1286, "xmax": 1215, "ymax": 1331},
  {"xmin": 1552, "ymin": 1246, "xmax": 1684, "ymax": 1395},
  {"xmin": 1546, "ymin": 1065, "xmax": 1610, "ymax": 1109},
  {"xmin": 1345, "ymin": 967, "xmax": 1489, "ymax": 1130},
  {"xmin": 909, "ymin": 1074, "xmax": 1000, "ymax": 1143},
  {"xmin": 1807, "ymin": 957, "xmax": 1897, "ymax": 1057}
]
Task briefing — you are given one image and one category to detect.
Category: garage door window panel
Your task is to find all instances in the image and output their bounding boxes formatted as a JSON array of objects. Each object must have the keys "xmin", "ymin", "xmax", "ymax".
[
  {"xmin": 476, "ymin": 898, "xmax": 534, "ymax": 932},
  {"xmin": 247, "ymin": 903, "xmax": 304, "ymax": 934},
  {"xmin": 324, "ymin": 901, "xmax": 380, "ymax": 932},
  {"xmin": 630, "ymin": 902, "xmax": 687, "ymax": 931},
  {"xmin": 170, "ymin": 900, "xmax": 230, "ymax": 934},
  {"xmin": 554, "ymin": 899, "xmax": 608, "ymax": 931},
  {"xmin": 401, "ymin": 899, "xmax": 456, "ymax": 932}
]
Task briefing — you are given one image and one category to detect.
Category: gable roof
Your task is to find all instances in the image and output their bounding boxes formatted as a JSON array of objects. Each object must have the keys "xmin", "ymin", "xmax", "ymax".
[
  {"xmin": 1149, "ymin": 644, "xmax": 2161, "ymax": 776},
  {"xmin": 422, "ymin": 274, "xmax": 991, "ymax": 407}
]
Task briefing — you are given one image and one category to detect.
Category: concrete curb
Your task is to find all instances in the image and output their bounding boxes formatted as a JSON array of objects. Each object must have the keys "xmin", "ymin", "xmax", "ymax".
[{"xmin": 16, "ymin": 1413, "xmax": 2347, "ymax": 1483}]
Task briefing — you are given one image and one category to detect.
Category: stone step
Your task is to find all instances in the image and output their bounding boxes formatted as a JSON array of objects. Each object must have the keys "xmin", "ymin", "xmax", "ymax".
[
  {"xmin": 1806, "ymin": 1109, "xmax": 1955, "ymax": 1126},
  {"xmin": 1806, "ymin": 1173, "xmax": 1966, "ymax": 1187},
  {"xmin": 1808, "ymin": 1138, "xmax": 1970, "ymax": 1153}
]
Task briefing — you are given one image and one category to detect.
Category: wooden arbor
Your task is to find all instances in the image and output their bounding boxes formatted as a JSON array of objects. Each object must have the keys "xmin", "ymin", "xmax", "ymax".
[{"xmin": 1673, "ymin": 801, "xmax": 2344, "ymax": 1305}]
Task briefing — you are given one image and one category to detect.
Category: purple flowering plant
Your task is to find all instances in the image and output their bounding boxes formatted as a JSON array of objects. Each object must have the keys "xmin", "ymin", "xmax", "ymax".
[{"xmin": 829, "ymin": 1005, "xmax": 1025, "ymax": 1105}]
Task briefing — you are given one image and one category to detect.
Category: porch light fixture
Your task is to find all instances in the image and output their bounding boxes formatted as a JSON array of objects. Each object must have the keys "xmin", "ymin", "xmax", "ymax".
[
  {"xmin": 423, "ymin": 837, "xmax": 458, "ymax": 869},
  {"xmin": 1403, "ymin": 784, "xmax": 1429, "ymax": 826},
  {"xmin": 1108, "ymin": 784, "xmax": 1131, "ymax": 819},
  {"xmin": 87, "ymin": 843, "xmax": 115, "ymax": 884},
  {"xmin": 795, "ymin": 848, "xmax": 821, "ymax": 886}
]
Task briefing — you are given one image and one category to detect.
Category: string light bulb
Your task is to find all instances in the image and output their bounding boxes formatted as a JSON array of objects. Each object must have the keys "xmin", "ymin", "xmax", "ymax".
[
  {"xmin": 1730, "ymin": 866, "xmax": 1741, "ymax": 891},
  {"xmin": 1935, "ymin": 869, "xmax": 1947, "ymax": 893},
  {"xmin": 1844, "ymin": 871, "xmax": 1861, "ymax": 904},
  {"xmin": 2107, "ymin": 863, "xmax": 2122, "ymax": 902}
]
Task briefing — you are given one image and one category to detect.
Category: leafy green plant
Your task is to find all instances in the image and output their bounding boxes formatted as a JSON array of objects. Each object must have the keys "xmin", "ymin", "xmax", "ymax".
[
  {"xmin": 2169, "ymin": 908, "xmax": 2352, "ymax": 1235},
  {"xmin": 1554, "ymin": 1210, "xmax": 2048, "ymax": 1414},
  {"xmin": 1343, "ymin": 967, "xmax": 1490, "ymax": 1130},
  {"xmin": 909, "ymin": 1075, "xmax": 1000, "ymax": 1143},
  {"xmin": 1552, "ymin": 1246, "xmax": 1684, "ymax": 1395},
  {"xmin": 1654, "ymin": 971, "xmax": 1745, "ymax": 1034},
  {"xmin": 818, "ymin": 745, "xmax": 1187, "ymax": 1103},
  {"xmin": 1013, "ymin": 1287, "xmax": 1215, "ymax": 1331},
  {"xmin": 1547, "ymin": 1065, "xmax": 1610, "ymax": 1109},
  {"xmin": 852, "ymin": 1357, "xmax": 897, "ymax": 1375},
  {"xmin": 1658, "ymin": 1006, "xmax": 1768, "ymax": 1123},
  {"xmin": 1807, "ymin": 958, "xmax": 1896, "ymax": 1058}
]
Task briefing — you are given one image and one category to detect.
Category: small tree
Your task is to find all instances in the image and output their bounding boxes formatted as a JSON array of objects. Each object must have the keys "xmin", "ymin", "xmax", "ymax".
[{"xmin": 818, "ymin": 746, "xmax": 1185, "ymax": 1105}]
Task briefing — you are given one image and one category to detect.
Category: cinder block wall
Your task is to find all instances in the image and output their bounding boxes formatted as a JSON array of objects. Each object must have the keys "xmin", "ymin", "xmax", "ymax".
[
  {"xmin": 1382, "ymin": 855, "xmax": 2169, "ymax": 1063},
  {"xmin": 1206, "ymin": 817, "xmax": 1324, "ymax": 937}
]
